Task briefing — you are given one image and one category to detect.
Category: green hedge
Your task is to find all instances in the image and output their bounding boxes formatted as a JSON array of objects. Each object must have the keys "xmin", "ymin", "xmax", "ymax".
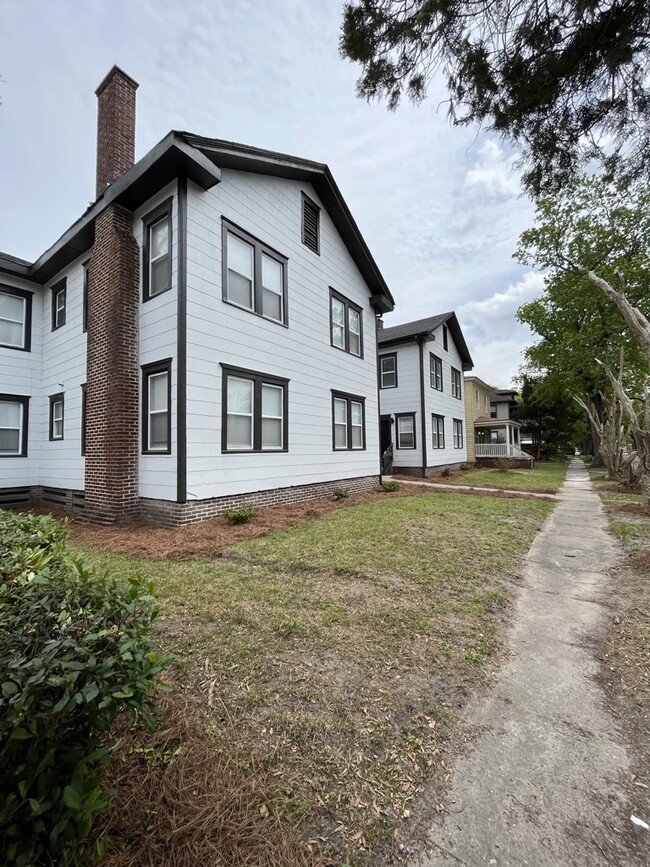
[{"xmin": 0, "ymin": 510, "xmax": 167, "ymax": 865}]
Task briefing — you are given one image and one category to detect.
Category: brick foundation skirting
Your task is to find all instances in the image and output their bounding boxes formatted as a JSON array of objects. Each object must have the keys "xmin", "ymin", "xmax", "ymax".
[
  {"xmin": 395, "ymin": 463, "xmax": 466, "ymax": 478},
  {"xmin": 1, "ymin": 476, "xmax": 380, "ymax": 528}
]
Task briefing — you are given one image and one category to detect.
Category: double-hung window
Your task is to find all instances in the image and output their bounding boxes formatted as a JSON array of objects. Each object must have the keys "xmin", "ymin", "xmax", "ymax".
[
  {"xmin": 330, "ymin": 290, "xmax": 362, "ymax": 357},
  {"xmin": 51, "ymin": 279, "xmax": 66, "ymax": 331},
  {"xmin": 432, "ymin": 414, "xmax": 445, "ymax": 449},
  {"xmin": 396, "ymin": 413, "xmax": 416, "ymax": 449},
  {"xmin": 143, "ymin": 199, "xmax": 173, "ymax": 301},
  {"xmin": 222, "ymin": 220, "xmax": 288, "ymax": 324},
  {"xmin": 453, "ymin": 419, "xmax": 464, "ymax": 449},
  {"xmin": 430, "ymin": 353, "xmax": 443, "ymax": 390},
  {"xmin": 0, "ymin": 395, "xmax": 29, "ymax": 456},
  {"xmin": 379, "ymin": 353, "xmax": 397, "ymax": 388},
  {"xmin": 142, "ymin": 360, "xmax": 171, "ymax": 454},
  {"xmin": 0, "ymin": 286, "xmax": 31, "ymax": 351},
  {"xmin": 451, "ymin": 368, "xmax": 462, "ymax": 399},
  {"xmin": 222, "ymin": 365, "xmax": 288, "ymax": 452},
  {"xmin": 332, "ymin": 391, "xmax": 365, "ymax": 450},
  {"xmin": 49, "ymin": 393, "xmax": 64, "ymax": 441}
]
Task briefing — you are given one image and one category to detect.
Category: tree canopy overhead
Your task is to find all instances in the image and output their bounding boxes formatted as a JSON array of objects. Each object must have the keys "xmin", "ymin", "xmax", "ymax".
[{"xmin": 340, "ymin": 1, "xmax": 650, "ymax": 196}]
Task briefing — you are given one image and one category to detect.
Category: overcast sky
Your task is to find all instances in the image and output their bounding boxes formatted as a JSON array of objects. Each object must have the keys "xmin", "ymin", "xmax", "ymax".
[{"xmin": 0, "ymin": 0, "xmax": 545, "ymax": 387}]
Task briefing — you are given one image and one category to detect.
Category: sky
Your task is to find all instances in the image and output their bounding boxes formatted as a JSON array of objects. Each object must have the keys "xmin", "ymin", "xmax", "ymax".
[{"xmin": 0, "ymin": 0, "xmax": 546, "ymax": 387}]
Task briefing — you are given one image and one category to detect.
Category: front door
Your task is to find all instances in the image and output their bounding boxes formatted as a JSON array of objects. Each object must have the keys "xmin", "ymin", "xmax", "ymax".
[{"xmin": 380, "ymin": 415, "xmax": 393, "ymax": 474}]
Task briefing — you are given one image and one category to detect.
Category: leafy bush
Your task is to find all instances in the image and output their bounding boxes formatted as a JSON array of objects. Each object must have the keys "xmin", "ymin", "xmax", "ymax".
[
  {"xmin": 495, "ymin": 458, "xmax": 512, "ymax": 472},
  {"xmin": 582, "ymin": 454, "xmax": 594, "ymax": 464},
  {"xmin": 440, "ymin": 467, "xmax": 451, "ymax": 478},
  {"xmin": 332, "ymin": 487, "xmax": 349, "ymax": 500},
  {"xmin": 379, "ymin": 481, "xmax": 400, "ymax": 492},
  {"xmin": 0, "ymin": 510, "xmax": 166, "ymax": 866},
  {"xmin": 222, "ymin": 504, "xmax": 258, "ymax": 525},
  {"xmin": 460, "ymin": 463, "xmax": 471, "ymax": 471}
]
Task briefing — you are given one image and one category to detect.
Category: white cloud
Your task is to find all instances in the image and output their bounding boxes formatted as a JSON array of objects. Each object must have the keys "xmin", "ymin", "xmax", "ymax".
[{"xmin": 465, "ymin": 140, "xmax": 521, "ymax": 198}]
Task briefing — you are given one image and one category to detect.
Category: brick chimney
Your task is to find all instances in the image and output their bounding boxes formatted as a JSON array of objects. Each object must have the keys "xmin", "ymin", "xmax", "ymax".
[
  {"xmin": 95, "ymin": 65, "xmax": 139, "ymax": 198},
  {"xmin": 85, "ymin": 67, "xmax": 140, "ymax": 523}
]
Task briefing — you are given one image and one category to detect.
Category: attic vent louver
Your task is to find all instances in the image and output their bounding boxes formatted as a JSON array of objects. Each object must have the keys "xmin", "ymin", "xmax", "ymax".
[{"xmin": 301, "ymin": 193, "xmax": 320, "ymax": 254}]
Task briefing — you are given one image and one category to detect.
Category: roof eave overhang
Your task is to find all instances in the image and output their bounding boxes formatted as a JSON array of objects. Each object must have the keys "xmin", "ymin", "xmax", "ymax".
[{"xmin": 378, "ymin": 331, "xmax": 430, "ymax": 348}]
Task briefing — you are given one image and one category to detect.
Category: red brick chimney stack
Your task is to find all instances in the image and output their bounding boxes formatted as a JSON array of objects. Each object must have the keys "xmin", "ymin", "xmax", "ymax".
[{"xmin": 95, "ymin": 65, "xmax": 139, "ymax": 198}]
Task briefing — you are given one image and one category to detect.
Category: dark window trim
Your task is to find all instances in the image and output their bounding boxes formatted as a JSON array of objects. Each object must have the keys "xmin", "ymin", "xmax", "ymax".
[
  {"xmin": 82, "ymin": 259, "xmax": 90, "ymax": 333},
  {"xmin": 142, "ymin": 197, "xmax": 174, "ymax": 302},
  {"xmin": 329, "ymin": 288, "xmax": 364, "ymax": 359},
  {"xmin": 379, "ymin": 352, "xmax": 398, "ymax": 389},
  {"xmin": 0, "ymin": 393, "xmax": 29, "ymax": 457},
  {"xmin": 432, "ymin": 413, "xmax": 445, "ymax": 449},
  {"xmin": 221, "ymin": 218, "xmax": 289, "ymax": 327},
  {"xmin": 453, "ymin": 418, "xmax": 464, "ymax": 449},
  {"xmin": 0, "ymin": 284, "xmax": 32, "ymax": 352},
  {"xmin": 142, "ymin": 359, "xmax": 172, "ymax": 455},
  {"xmin": 81, "ymin": 384, "xmax": 87, "ymax": 456},
  {"xmin": 48, "ymin": 392, "xmax": 65, "ymax": 441},
  {"xmin": 331, "ymin": 390, "xmax": 367, "ymax": 451},
  {"xmin": 51, "ymin": 278, "xmax": 67, "ymax": 331},
  {"xmin": 395, "ymin": 412, "xmax": 416, "ymax": 450},
  {"xmin": 221, "ymin": 364, "xmax": 289, "ymax": 454},
  {"xmin": 301, "ymin": 191, "xmax": 320, "ymax": 255},
  {"xmin": 430, "ymin": 352, "xmax": 443, "ymax": 391},
  {"xmin": 443, "ymin": 324, "xmax": 448, "ymax": 352},
  {"xmin": 451, "ymin": 367, "xmax": 462, "ymax": 400}
]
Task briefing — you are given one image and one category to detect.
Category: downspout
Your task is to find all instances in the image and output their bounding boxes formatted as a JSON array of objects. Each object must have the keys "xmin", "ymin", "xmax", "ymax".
[{"xmin": 418, "ymin": 337, "xmax": 427, "ymax": 477}]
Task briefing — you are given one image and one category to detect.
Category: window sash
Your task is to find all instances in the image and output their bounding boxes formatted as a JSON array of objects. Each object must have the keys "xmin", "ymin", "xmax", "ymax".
[
  {"xmin": 52, "ymin": 285, "xmax": 66, "ymax": 330},
  {"xmin": 0, "ymin": 293, "xmax": 26, "ymax": 348},
  {"xmin": 451, "ymin": 369, "xmax": 462, "ymax": 399},
  {"xmin": 397, "ymin": 416, "xmax": 415, "ymax": 449},
  {"xmin": 50, "ymin": 396, "xmax": 64, "ymax": 440},
  {"xmin": 380, "ymin": 355, "xmax": 396, "ymax": 388},
  {"xmin": 432, "ymin": 415, "xmax": 445, "ymax": 449},
  {"xmin": 261, "ymin": 382, "xmax": 284, "ymax": 449},
  {"xmin": 0, "ymin": 400, "xmax": 23, "ymax": 455},
  {"xmin": 223, "ymin": 222, "xmax": 287, "ymax": 324},
  {"xmin": 453, "ymin": 420, "xmax": 464, "ymax": 448},
  {"xmin": 147, "ymin": 371, "xmax": 169, "ymax": 451},
  {"xmin": 148, "ymin": 217, "xmax": 171, "ymax": 297},
  {"xmin": 332, "ymin": 393, "xmax": 365, "ymax": 450},
  {"xmin": 330, "ymin": 292, "xmax": 362, "ymax": 356},
  {"xmin": 224, "ymin": 369, "xmax": 287, "ymax": 452},
  {"xmin": 430, "ymin": 355, "xmax": 442, "ymax": 390}
]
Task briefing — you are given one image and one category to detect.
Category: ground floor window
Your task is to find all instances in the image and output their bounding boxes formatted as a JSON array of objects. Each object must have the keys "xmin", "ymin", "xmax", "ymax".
[
  {"xmin": 49, "ymin": 393, "xmax": 64, "ymax": 441},
  {"xmin": 222, "ymin": 365, "xmax": 289, "ymax": 452},
  {"xmin": 453, "ymin": 418, "xmax": 463, "ymax": 449},
  {"xmin": 142, "ymin": 360, "xmax": 171, "ymax": 454},
  {"xmin": 396, "ymin": 413, "xmax": 416, "ymax": 449},
  {"xmin": 332, "ymin": 391, "xmax": 366, "ymax": 450},
  {"xmin": 0, "ymin": 395, "xmax": 28, "ymax": 456},
  {"xmin": 431, "ymin": 414, "xmax": 445, "ymax": 449}
]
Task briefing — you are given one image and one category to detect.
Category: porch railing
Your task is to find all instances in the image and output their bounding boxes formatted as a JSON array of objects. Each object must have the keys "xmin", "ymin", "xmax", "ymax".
[{"xmin": 475, "ymin": 443, "xmax": 530, "ymax": 459}]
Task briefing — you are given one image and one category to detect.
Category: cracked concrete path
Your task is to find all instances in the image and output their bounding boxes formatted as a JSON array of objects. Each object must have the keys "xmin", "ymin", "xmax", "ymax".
[{"xmin": 413, "ymin": 460, "xmax": 635, "ymax": 866}]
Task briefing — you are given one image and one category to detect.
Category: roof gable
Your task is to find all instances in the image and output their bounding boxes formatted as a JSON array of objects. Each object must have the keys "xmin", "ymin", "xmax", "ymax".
[{"xmin": 378, "ymin": 311, "xmax": 473, "ymax": 370}]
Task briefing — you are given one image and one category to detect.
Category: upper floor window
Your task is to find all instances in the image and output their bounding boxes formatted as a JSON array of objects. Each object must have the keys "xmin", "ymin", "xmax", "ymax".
[
  {"xmin": 484, "ymin": 394, "xmax": 489, "ymax": 412},
  {"xmin": 51, "ymin": 279, "xmax": 66, "ymax": 331},
  {"xmin": 301, "ymin": 193, "xmax": 320, "ymax": 254},
  {"xmin": 143, "ymin": 199, "xmax": 173, "ymax": 301},
  {"xmin": 332, "ymin": 391, "xmax": 366, "ymax": 450},
  {"xmin": 430, "ymin": 353, "xmax": 443, "ymax": 391},
  {"xmin": 475, "ymin": 388, "xmax": 479, "ymax": 406},
  {"xmin": 0, "ymin": 395, "xmax": 29, "ymax": 457},
  {"xmin": 0, "ymin": 286, "xmax": 31, "ymax": 351},
  {"xmin": 379, "ymin": 353, "xmax": 397, "ymax": 388},
  {"xmin": 222, "ymin": 220, "xmax": 288, "ymax": 325},
  {"xmin": 453, "ymin": 418, "xmax": 464, "ymax": 449},
  {"xmin": 222, "ymin": 365, "xmax": 288, "ymax": 452},
  {"xmin": 442, "ymin": 324, "xmax": 448, "ymax": 351},
  {"xmin": 432, "ymin": 414, "xmax": 445, "ymax": 449},
  {"xmin": 49, "ymin": 393, "xmax": 64, "ymax": 441},
  {"xmin": 451, "ymin": 368, "xmax": 462, "ymax": 399},
  {"xmin": 396, "ymin": 413, "xmax": 416, "ymax": 449},
  {"xmin": 490, "ymin": 403, "xmax": 497, "ymax": 418},
  {"xmin": 142, "ymin": 360, "xmax": 171, "ymax": 454},
  {"xmin": 330, "ymin": 290, "xmax": 362, "ymax": 357}
]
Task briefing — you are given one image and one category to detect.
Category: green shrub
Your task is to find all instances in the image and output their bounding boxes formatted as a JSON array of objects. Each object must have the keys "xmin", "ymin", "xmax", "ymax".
[
  {"xmin": 222, "ymin": 503, "xmax": 258, "ymax": 525},
  {"xmin": 440, "ymin": 467, "xmax": 451, "ymax": 477},
  {"xmin": 0, "ymin": 510, "xmax": 166, "ymax": 866},
  {"xmin": 582, "ymin": 454, "xmax": 594, "ymax": 464},
  {"xmin": 459, "ymin": 463, "xmax": 471, "ymax": 471},
  {"xmin": 379, "ymin": 481, "xmax": 400, "ymax": 492},
  {"xmin": 332, "ymin": 487, "xmax": 349, "ymax": 500},
  {"xmin": 495, "ymin": 457, "xmax": 512, "ymax": 472}
]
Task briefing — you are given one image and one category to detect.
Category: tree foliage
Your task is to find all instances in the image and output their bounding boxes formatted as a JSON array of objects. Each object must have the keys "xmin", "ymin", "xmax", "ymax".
[
  {"xmin": 516, "ymin": 174, "xmax": 650, "ymax": 408},
  {"xmin": 340, "ymin": 1, "xmax": 650, "ymax": 195},
  {"xmin": 517, "ymin": 373, "xmax": 587, "ymax": 458}
]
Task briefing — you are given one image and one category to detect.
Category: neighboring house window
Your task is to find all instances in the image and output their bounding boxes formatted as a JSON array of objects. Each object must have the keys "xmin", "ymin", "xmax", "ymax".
[
  {"xmin": 332, "ymin": 391, "xmax": 366, "ymax": 450},
  {"xmin": 142, "ymin": 360, "xmax": 171, "ymax": 454},
  {"xmin": 222, "ymin": 220, "xmax": 288, "ymax": 324},
  {"xmin": 330, "ymin": 290, "xmax": 362, "ymax": 357},
  {"xmin": 451, "ymin": 368, "xmax": 462, "ymax": 399},
  {"xmin": 453, "ymin": 419, "xmax": 464, "ymax": 448},
  {"xmin": 396, "ymin": 413, "xmax": 416, "ymax": 449},
  {"xmin": 51, "ymin": 279, "xmax": 66, "ymax": 331},
  {"xmin": 379, "ymin": 353, "xmax": 397, "ymax": 388},
  {"xmin": 475, "ymin": 388, "xmax": 479, "ymax": 406},
  {"xmin": 301, "ymin": 192, "xmax": 320, "ymax": 254},
  {"xmin": 443, "ymin": 325, "xmax": 448, "ymax": 351},
  {"xmin": 49, "ymin": 393, "xmax": 64, "ymax": 441},
  {"xmin": 0, "ymin": 395, "xmax": 29, "ymax": 457},
  {"xmin": 484, "ymin": 394, "xmax": 489, "ymax": 412},
  {"xmin": 430, "ymin": 353, "xmax": 443, "ymax": 390},
  {"xmin": 82, "ymin": 260, "xmax": 89, "ymax": 333},
  {"xmin": 143, "ymin": 199, "xmax": 173, "ymax": 301},
  {"xmin": 490, "ymin": 403, "xmax": 497, "ymax": 418},
  {"xmin": 0, "ymin": 286, "xmax": 31, "ymax": 351},
  {"xmin": 432, "ymin": 414, "xmax": 445, "ymax": 449},
  {"xmin": 81, "ymin": 384, "xmax": 87, "ymax": 456},
  {"xmin": 222, "ymin": 365, "xmax": 289, "ymax": 452}
]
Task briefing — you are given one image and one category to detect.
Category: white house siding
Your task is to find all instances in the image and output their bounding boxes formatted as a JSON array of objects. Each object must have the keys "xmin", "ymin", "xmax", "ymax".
[
  {"xmin": 184, "ymin": 171, "xmax": 380, "ymax": 500},
  {"xmin": 0, "ymin": 275, "xmax": 43, "ymax": 488},
  {"xmin": 133, "ymin": 182, "xmax": 179, "ymax": 501},
  {"xmin": 39, "ymin": 254, "xmax": 90, "ymax": 490},
  {"xmin": 378, "ymin": 341, "xmax": 423, "ymax": 470},
  {"xmin": 422, "ymin": 329, "xmax": 468, "ymax": 466}
]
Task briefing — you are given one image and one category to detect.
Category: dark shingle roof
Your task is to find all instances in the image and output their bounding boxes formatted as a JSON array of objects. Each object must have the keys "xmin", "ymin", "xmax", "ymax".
[{"xmin": 378, "ymin": 311, "xmax": 473, "ymax": 370}]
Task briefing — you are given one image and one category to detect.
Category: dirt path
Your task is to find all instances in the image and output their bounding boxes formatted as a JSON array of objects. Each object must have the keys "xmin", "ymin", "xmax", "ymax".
[{"xmin": 413, "ymin": 460, "xmax": 641, "ymax": 866}]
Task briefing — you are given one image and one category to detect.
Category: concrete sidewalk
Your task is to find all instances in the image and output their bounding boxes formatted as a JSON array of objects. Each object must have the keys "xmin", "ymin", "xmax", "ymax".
[{"xmin": 413, "ymin": 460, "xmax": 634, "ymax": 866}]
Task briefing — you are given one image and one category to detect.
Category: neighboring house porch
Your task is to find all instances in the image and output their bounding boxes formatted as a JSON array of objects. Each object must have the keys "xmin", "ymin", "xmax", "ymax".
[{"xmin": 474, "ymin": 417, "xmax": 531, "ymax": 461}]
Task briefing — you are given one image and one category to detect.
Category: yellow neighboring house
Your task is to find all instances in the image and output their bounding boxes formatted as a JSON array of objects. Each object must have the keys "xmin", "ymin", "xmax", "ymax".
[{"xmin": 464, "ymin": 376, "xmax": 494, "ymax": 463}]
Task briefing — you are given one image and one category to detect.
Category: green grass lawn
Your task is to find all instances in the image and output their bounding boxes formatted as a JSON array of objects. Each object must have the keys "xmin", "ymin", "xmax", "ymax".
[
  {"xmin": 429, "ymin": 461, "xmax": 567, "ymax": 493},
  {"xmin": 78, "ymin": 491, "xmax": 553, "ymax": 865}
]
